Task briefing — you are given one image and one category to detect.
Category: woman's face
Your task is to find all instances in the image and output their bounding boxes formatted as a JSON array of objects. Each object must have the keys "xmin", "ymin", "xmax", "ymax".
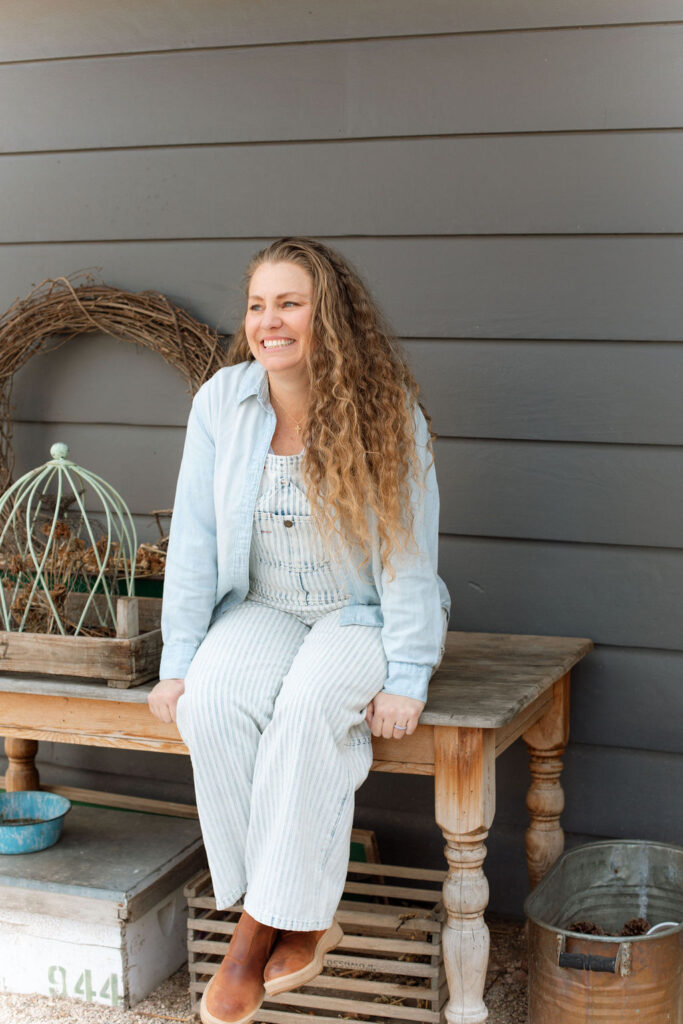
[{"xmin": 244, "ymin": 261, "xmax": 315, "ymax": 378}]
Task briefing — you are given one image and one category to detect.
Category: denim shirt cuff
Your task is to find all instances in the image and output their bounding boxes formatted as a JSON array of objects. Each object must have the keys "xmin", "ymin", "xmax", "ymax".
[
  {"xmin": 381, "ymin": 661, "xmax": 432, "ymax": 703},
  {"xmin": 159, "ymin": 642, "xmax": 199, "ymax": 681}
]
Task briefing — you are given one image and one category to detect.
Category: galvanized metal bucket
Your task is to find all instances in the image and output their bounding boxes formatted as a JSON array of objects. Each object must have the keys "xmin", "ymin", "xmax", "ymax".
[{"xmin": 524, "ymin": 840, "xmax": 683, "ymax": 1023}]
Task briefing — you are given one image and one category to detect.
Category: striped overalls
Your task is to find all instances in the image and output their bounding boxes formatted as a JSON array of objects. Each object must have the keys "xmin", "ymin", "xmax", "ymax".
[{"xmin": 176, "ymin": 450, "xmax": 390, "ymax": 929}]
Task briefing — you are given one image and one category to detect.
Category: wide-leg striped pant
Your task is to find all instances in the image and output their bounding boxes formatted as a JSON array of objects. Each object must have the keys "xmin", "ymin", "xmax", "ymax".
[{"xmin": 176, "ymin": 597, "xmax": 388, "ymax": 930}]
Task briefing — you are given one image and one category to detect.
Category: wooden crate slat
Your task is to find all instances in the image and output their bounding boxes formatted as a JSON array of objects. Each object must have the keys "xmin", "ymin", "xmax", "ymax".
[
  {"xmin": 346, "ymin": 860, "xmax": 446, "ymax": 882},
  {"xmin": 66, "ymin": 592, "xmax": 161, "ymax": 632},
  {"xmin": 189, "ymin": 982, "xmax": 441, "ymax": 1024},
  {"xmin": 254, "ymin": 1010, "xmax": 404, "ymax": 1024},
  {"xmin": 336, "ymin": 907, "xmax": 442, "ymax": 933},
  {"xmin": 187, "ymin": 919, "xmax": 438, "ymax": 956},
  {"xmin": 189, "ymin": 959, "xmax": 437, "ymax": 1000},
  {"xmin": 281, "ymin": 953, "xmax": 439, "ymax": 980},
  {"xmin": 307, "ymin": 975, "xmax": 436, "ymax": 999},
  {"xmin": 184, "ymin": 867, "xmax": 212, "ymax": 897},
  {"xmin": 337, "ymin": 896, "xmax": 434, "ymax": 917},
  {"xmin": 188, "ymin": 941, "xmax": 440, "ymax": 979},
  {"xmin": 264, "ymin": 989, "xmax": 440, "ymax": 1021},
  {"xmin": 343, "ymin": 880, "xmax": 443, "ymax": 902},
  {"xmin": 0, "ymin": 625, "xmax": 161, "ymax": 684},
  {"xmin": 188, "ymin": 917, "xmax": 235, "ymax": 936},
  {"xmin": 336, "ymin": 934, "xmax": 438, "ymax": 956}
]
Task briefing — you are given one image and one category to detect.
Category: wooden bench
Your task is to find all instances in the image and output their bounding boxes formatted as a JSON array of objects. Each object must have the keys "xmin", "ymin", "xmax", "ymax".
[{"xmin": 0, "ymin": 629, "xmax": 592, "ymax": 1024}]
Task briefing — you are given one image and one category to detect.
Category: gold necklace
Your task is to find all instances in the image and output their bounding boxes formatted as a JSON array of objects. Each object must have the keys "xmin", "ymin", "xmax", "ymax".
[{"xmin": 270, "ymin": 393, "xmax": 306, "ymax": 434}]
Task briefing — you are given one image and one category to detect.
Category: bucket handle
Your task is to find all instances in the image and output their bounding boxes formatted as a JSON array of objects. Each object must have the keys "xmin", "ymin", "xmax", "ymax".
[{"xmin": 556, "ymin": 935, "xmax": 632, "ymax": 976}]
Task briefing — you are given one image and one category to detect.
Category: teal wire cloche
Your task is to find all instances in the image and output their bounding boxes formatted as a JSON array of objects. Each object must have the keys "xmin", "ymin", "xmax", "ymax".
[{"xmin": 0, "ymin": 442, "xmax": 137, "ymax": 635}]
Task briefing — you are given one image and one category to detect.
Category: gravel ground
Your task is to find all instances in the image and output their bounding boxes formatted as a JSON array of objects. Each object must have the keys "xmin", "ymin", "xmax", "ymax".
[{"xmin": 0, "ymin": 916, "xmax": 528, "ymax": 1023}]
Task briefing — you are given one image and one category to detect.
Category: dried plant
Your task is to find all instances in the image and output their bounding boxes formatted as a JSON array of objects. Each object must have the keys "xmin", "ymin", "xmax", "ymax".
[{"xmin": 0, "ymin": 499, "xmax": 169, "ymax": 637}]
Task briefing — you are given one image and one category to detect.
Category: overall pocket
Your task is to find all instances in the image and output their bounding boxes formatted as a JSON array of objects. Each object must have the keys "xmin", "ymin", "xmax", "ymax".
[{"xmin": 252, "ymin": 509, "xmax": 329, "ymax": 571}]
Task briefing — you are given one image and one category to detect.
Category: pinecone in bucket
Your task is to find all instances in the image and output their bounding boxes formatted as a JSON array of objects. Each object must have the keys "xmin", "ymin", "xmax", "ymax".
[
  {"xmin": 567, "ymin": 920, "xmax": 606, "ymax": 935},
  {"xmin": 621, "ymin": 917, "xmax": 650, "ymax": 936}
]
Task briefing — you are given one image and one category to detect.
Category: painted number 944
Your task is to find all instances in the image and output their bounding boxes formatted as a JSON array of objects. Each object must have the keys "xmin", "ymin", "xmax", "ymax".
[{"xmin": 48, "ymin": 966, "xmax": 122, "ymax": 1006}]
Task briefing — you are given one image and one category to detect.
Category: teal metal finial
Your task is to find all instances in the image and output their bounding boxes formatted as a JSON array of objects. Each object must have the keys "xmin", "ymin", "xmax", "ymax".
[
  {"xmin": 50, "ymin": 442, "xmax": 69, "ymax": 460},
  {"xmin": 0, "ymin": 444, "xmax": 137, "ymax": 635}
]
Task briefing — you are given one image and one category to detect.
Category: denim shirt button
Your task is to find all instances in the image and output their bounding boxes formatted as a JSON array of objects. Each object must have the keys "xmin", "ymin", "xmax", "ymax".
[{"xmin": 283, "ymin": 519, "xmax": 294, "ymax": 528}]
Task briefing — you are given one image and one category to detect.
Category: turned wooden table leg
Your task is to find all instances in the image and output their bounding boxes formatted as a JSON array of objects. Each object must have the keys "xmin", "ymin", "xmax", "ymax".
[
  {"xmin": 435, "ymin": 726, "xmax": 496, "ymax": 1024},
  {"xmin": 4, "ymin": 737, "xmax": 40, "ymax": 791},
  {"xmin": 523, "ymin": 672, "xmax": 570, "ymax": 888}
]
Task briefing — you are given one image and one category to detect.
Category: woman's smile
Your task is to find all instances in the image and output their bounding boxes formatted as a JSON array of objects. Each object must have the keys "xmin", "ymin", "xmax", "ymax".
[{"xmin": 262, "ymin": 337, "xmax": 296, "ymax": 349}]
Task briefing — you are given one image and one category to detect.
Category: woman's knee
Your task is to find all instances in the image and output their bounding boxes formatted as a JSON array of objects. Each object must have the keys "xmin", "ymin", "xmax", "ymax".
[{"xmin": 179, "ymin": 668, "xmax": 259, "ymax": 746}]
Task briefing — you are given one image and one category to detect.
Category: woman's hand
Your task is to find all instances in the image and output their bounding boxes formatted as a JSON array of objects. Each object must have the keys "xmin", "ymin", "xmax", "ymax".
[
  {"xmin": 148, "ymin": 677, "xmax": 185, "ymax": 723},
  {"xmin": 365, "ymin": 691, "xmax": 425, "ymax": 739}
]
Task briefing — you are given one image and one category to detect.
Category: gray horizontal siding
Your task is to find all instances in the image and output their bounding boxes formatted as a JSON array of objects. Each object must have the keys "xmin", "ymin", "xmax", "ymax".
[
  {"xmin": 490, "ymin": 740, "xmax": 682, "ymax": 841},
  {"xmin": 4, "ymin": 0, "xmax": 683, "ymax": 62},
  {"xmin": 3, "ymin": 26, "xmax": 683, "ymax": 152},
  {"xmin": 3, "ymin": 132, "xmax": 683, "ymax": 237},
  {"xmin": 12, "ymin": 422, "xmax": 181, "ymax": 514},
  {"xmin": 440, "ymin": 536, "xmax": 683, "ymax": 651},
  {"xmin": 11, "ymin": 420, "xmax": 683, "ymax": 549},
  {"xmin": 570, "ymin": 647, "xmax": 683, "ymax": 754},
  {"xmin": 405, "ymin": 341, "xmax": 683, "ymax": 445},
  {"xmin": 3, "ymin": 238, "xmax": 683, "ymax": 339},
  {"xmin": 12, "ymin": 335, "xmax": 683, "ymax": 445},
  {"xmin": 11, "ymin": 334, "xmax": 193, "ymax": 427},
  {"xmin": 436, "ymin": 441, "xmax": 683, "ymax": 548},
  {"xmin": 11, "ymin": 420, "xmax": 683, "ymax": 648},
  {"xmin": 562, "ymin": 745, "xmax": 682, "ymax": 840}
]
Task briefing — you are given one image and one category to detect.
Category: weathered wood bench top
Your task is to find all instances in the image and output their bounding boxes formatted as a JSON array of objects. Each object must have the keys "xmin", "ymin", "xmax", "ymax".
[{"xmin": 0, "ymin": 630, "xmax": 592, "ymax": 728}]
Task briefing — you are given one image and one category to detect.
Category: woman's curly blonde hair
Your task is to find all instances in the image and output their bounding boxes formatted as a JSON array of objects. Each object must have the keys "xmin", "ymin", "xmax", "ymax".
[{"xmin": 227, "ymin": 237, "xmax": 434, "ymax": 576}]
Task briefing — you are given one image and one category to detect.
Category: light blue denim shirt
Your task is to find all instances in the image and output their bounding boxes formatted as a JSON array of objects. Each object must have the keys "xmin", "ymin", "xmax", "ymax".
[{"xmin": 159, "ymin": 359, "xmax": 451, "ymax": 702}]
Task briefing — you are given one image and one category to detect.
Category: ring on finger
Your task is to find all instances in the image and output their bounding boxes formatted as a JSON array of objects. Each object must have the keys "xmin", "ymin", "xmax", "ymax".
[{"xmin": 393, "ymin": 723, "xmax": 407, "ymax": 731}]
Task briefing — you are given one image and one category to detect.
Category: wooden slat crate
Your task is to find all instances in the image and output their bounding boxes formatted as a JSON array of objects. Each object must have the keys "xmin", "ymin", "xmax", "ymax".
[
  {"xmin": 185, "ymin": 859, "xmax": 448, "ymax": 1023},
  {"xmin": 0, "ymin": 594, "xmax": 162, "ymax": 687}
]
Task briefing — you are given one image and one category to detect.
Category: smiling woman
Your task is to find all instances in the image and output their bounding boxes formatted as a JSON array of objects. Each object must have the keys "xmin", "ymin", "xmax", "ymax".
[
  {"xmin": 243, "ymin": 262, "xmax": 315, "ymax": 455},
  {"xmin": 147, "ymin": 237, "xmax": 450, "ymax": 1024}
]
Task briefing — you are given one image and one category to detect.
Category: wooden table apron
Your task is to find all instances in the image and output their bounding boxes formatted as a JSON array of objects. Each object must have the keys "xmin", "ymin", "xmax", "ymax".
[{"xmin": 0, "ymin": 630, "xmax": 592, "ymax": 1024}]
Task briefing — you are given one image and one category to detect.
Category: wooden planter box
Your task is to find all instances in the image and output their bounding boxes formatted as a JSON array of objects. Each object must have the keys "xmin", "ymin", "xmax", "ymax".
[
  {"xmin": 186, "ymin": 858, "xmax": 448, "ymax": 1023},
  {"xmin": 0, "ymin": 594, "xmax": 162, "ymax": 688}
]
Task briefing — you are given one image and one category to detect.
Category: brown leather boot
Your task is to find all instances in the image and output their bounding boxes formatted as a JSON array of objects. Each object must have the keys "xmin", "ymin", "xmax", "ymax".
[
  {"xmin": 200, "ymin": 910, "xmax": 279, "ymax": 1024},
  {"xmin": 263, "ymin": 919, "xmax": 343, "ymax": 996}
]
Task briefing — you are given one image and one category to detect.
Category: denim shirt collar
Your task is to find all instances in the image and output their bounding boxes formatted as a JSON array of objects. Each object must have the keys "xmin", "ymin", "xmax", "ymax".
[{"xmin": 237, "ymin": 359, "xmax": 269, "ymax": 408}]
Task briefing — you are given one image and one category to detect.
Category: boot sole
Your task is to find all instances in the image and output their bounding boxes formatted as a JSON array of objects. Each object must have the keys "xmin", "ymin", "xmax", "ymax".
[
  {"xmin": 200, "ymin": 973, "xmax": 263, "ymax": 1024},
  {"xmin": 263, "ymin": 920, "xmax": 344, "ymax": 996}
]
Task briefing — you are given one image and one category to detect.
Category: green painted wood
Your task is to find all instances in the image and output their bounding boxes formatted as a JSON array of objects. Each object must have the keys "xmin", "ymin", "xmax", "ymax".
[
  {"xmin": 3, "ymin": 0, "xmax": 682, "ymax": 62},
  {"xmin": 2, "ymin": 26, "xmax": 683, "ymax": 151}
]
